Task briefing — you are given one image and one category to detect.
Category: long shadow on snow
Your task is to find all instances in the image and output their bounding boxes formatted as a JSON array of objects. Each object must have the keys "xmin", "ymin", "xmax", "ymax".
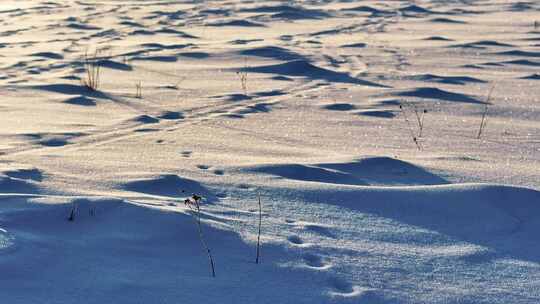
[
  {"xmin": 0, "ymin": 197, "xmax": 325, "ymax": 303},
  {"xmin": 239, "ymin": 46, "xmax": 306, "ymax": 61},
  {"xmin": 247, "ymin": 157, "xmax": 449, "ymax": 186},
  {"xmin": 0, "ymin": 175, "xmax": 40, "ymax": 194},
  {"xmin": 403, "ymin": 74, "xmax": 486, "ymax": 85},
  {"xmin": 340, "ymin": 5, "xmax": 391, "ymax": 17},
  {"xmin": 27, "ymin": 84, "xmax": 117, "ymax": 101},
  {"xmin": 396, "ymin": 87, "xmax": 483, "ymax": 104},
  {"xmin": 236, "ymin": 60, "xmax": 389, "ymax": 87},
  {"xmin": 240, "ymin": 5, "xmax": 330, "ymax": 20},
  {"xmin": 294, "ymin": 184, "xmax": 540, "ymax": 263}
]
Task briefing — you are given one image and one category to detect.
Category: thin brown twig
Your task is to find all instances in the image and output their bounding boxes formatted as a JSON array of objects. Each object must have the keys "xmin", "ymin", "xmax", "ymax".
[
  {"xmin": 399, "ymin": 102, "xmax": 423, "ymax": 150},
  {"xmin": 185, "ymin": 195, "xmax": 216, "ymax": 278},
  {"xmin": 255, "ymin": 191, "xmax": 262, "ymax": 264},
  {"xmin": 477, "ymin": 85, "xmax": 495, "ymax": 139}
]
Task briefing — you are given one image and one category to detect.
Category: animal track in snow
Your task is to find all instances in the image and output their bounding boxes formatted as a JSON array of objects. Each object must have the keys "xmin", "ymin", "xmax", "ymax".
[
  {"xmin": 303, "ymin": 224, "xmax": 336, "ymax": 238},
  {"xmin": 303, "ymin": 253, "xmax": 331, "ymax": 270},
  {"xmin": 213, "ymin": 169, "xmax": 225, "ymax": 175},
  {"xmin": 290, "ymin": 221, "xmax": 336, "ymax": 238},
  {"xmin": 287, "ymin": 235, "xmax": 304, "ymax": 245},
  {"xmin": 216, "ymin": 193, "xmax": 228, "ymax": 198},
  {"xmin": 327, "ymin": 277, "xmax": 363, "ymax": 297}
]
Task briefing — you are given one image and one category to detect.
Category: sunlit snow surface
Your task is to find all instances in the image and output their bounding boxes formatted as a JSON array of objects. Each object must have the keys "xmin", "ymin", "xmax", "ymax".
[{"xmin": 0, "ymin": 0, "xmax": 540, "ymax": 303}]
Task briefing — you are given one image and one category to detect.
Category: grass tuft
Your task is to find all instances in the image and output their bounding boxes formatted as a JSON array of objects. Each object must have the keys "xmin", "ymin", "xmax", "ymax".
[{"xmin": 80, "ymin": 49, "xmax": 102, "ymax": 91}]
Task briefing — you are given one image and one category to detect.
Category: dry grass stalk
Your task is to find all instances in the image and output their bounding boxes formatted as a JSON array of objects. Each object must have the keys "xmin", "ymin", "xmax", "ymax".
[
  {"xmin": 399, "ymin": 102, "xmax": 423, "ymax": 151},
  {"xmin": 81, "ymin": 49, "xmax": 102, "ymax": 91},
  {"xmin": 255, "ymin": 191, "xmax": 262, "ymax": 264},
  {"xmin": 477, "ymin": 85, "xmax": 495, "ymax": 139},
  {"xmin": 236, "ymin": 59, "xmax": 249, "ymax": 95},
  {"xmin": 185, "ymin": 194, "xmax": 216, "ymax": 278},
  {"xmin": 135, "ymin": 81, "xmax": 142, "ymax": 98},
  {"xmin": 413, "ymin": 107, "xmax": 428, "ymax": 138},
  {"xmin": 237, "ymin": 71, "xmax": 248, "ymax": 95},
  {"xmin": 67, "ymin": 202, "xmax": 78, "ymax": 221}
]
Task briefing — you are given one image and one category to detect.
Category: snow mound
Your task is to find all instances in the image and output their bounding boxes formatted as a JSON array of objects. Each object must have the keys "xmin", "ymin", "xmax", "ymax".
[
  {"xmin": 0, "ymin": 196, "xmax": 333, "ymax": 303},
  {"xmin": 295, "ymin": 183, "xmax": 540, "ymax": 244},
  {"xmin": 0, "ymin": 174, "xmax": 39, "ymax": 194},
  {"xmin": 240, "ymin": 5, "xmax": 329, "ymax": 20},
  {"xmin": 122, "ymin": 174, "xmax": 217, "ymax": 201},
  {"xmin": 236, "ymin": 60, "xmax": 388, "ymax": 87},
  {"xmin": 238, "ymin": 46, "xmax": 305, "ymax": 61},
  {"xmin": 246, "ymin": 156, "xmax": 449, "ymax": 186},
  {"xmin": 396, "ymin": 87, "xmax": 482, "ymax": 103},
  {"xmin": 4, "ymin": 168, "xmax": 43, "ymax": 182}
]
